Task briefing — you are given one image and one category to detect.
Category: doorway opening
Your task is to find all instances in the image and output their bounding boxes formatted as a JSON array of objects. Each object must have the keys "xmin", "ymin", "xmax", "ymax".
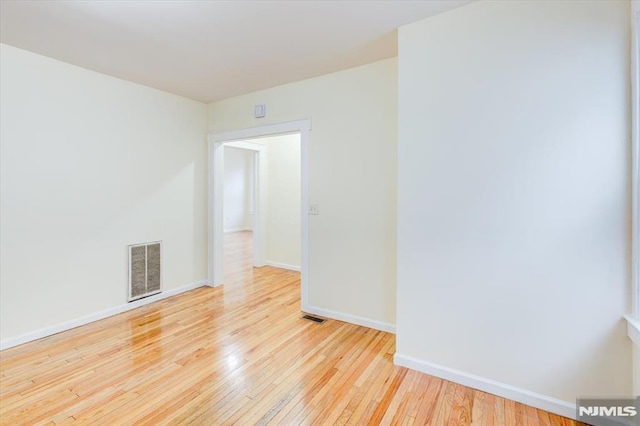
[
  {"xmin": 222, "ymin": 143, "xmax": 258, "ymax": 284},
  {"xmin": 208, "ymin": 119, "xmax": 311, "ymax": 311}
]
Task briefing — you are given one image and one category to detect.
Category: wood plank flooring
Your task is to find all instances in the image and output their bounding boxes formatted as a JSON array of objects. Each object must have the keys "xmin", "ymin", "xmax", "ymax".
[{"xmin": 0, "ymin": 231, "xmax": 584, "ymax": 425}]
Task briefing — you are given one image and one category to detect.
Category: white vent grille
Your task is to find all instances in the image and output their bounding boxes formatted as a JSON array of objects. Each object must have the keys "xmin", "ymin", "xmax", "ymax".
[{"xmin": 128, "ymin": 241, "xmax": 162, "ymax": 302}]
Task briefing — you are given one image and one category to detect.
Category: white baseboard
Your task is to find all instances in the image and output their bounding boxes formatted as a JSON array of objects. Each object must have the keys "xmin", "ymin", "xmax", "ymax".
[
  {"xmin": 304, "ymin": 304, "xmax": 395, "ymax": 334},
  {"xmin": 264, "ymin": 261, "xmax": 301, "ymax": 272},
  {"xmin": 224, "ymin": 228, "xmax": 252, "ymax": 234},
  {"xmin": 393, "ymin": 353, "xmax": 576, "ymax": 420},
  {"xmin": 0, "ymin": 280, "xmax": 209, "ymax": 351}
]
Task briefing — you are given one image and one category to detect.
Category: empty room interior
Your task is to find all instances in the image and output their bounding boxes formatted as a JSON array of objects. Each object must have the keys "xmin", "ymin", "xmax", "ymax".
[{"xmin": 0, "ymin": 0, "xmax": 639, "ymax": 424}]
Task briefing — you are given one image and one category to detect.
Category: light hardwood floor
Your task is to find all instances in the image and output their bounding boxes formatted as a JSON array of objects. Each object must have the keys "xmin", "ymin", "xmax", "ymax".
[{"xmin": 0, "ymin": 231, "xmax": 584, "ymax": 425}]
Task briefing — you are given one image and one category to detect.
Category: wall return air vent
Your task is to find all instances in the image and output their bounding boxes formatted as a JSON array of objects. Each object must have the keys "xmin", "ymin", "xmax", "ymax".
[{"xmin": 128, "ymin": 241, "xmax": 162, "ymax": 302}]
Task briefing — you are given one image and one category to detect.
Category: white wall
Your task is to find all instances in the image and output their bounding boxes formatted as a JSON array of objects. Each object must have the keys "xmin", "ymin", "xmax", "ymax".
[
  {"xmin": 223, "ymin": 147, "xmax": 254, "ymax": 232},
  {"xmin": 0, "ymin": 44, "xmax": 208, "ymax": 342},
  {"xmin": 209, "ymin": 58, "xmax": 397, "ymax": 330},
  {"xmin": 264, "ymin": 134, "xmax": 301, "ymax": 269},
  {"xmin": 396, "ymin": 0, "xmax": 631, "ymax": 408}
]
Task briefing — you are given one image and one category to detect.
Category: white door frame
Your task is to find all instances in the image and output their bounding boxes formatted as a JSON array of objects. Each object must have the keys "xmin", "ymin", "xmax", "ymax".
[{"xmin": 207, "ymin": 119, "xmax": 311, "ymax": 310}]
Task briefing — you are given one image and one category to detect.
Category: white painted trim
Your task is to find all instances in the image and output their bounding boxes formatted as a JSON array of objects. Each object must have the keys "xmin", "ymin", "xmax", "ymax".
[
  {"xmin": 0, "ymin": 280, "xmax": 209, "ymax": 351},
  {"xmin": 393, "ymin": 354, "xmax": 576, "ymax": 420},
  {"xmin": 264, "ymin": 261, "xmax": 301, "ymax": 272},
  {"xmin": 210, "ymin": 120, "xmax": 311, "ymax": 144},
  {"xmin": 628, "ymin": 3, "xmax": 639, "ymax": 397},
  {"xmin": 207, "ymin": 139, "xmax": 219, "ymax": 287},
  {"xmin": 304, "ymin": 304, "xmax": 395, "ymax": 334},
  {"xmin": 626, "ymin": 314, "xmax": 640, "ymax": 348},
  {"xmin": 208, "ymin": 119, "xmax": 311, "ymax": 312},
  {"xmin": 631, "ymin": 0, "xmax": 640, "ymax": 322}
]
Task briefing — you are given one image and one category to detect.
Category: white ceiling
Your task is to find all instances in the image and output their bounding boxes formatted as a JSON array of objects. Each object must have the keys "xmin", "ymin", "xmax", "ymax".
[{"xmin": 0, "ymin": 0, "xmax": 471, "ymax": 103}]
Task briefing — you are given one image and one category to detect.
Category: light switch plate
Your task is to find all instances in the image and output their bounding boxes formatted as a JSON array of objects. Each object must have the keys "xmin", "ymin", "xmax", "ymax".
[{"xmin": 309, "ymin": 203, "xmax": 319, "ymax": 215}]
